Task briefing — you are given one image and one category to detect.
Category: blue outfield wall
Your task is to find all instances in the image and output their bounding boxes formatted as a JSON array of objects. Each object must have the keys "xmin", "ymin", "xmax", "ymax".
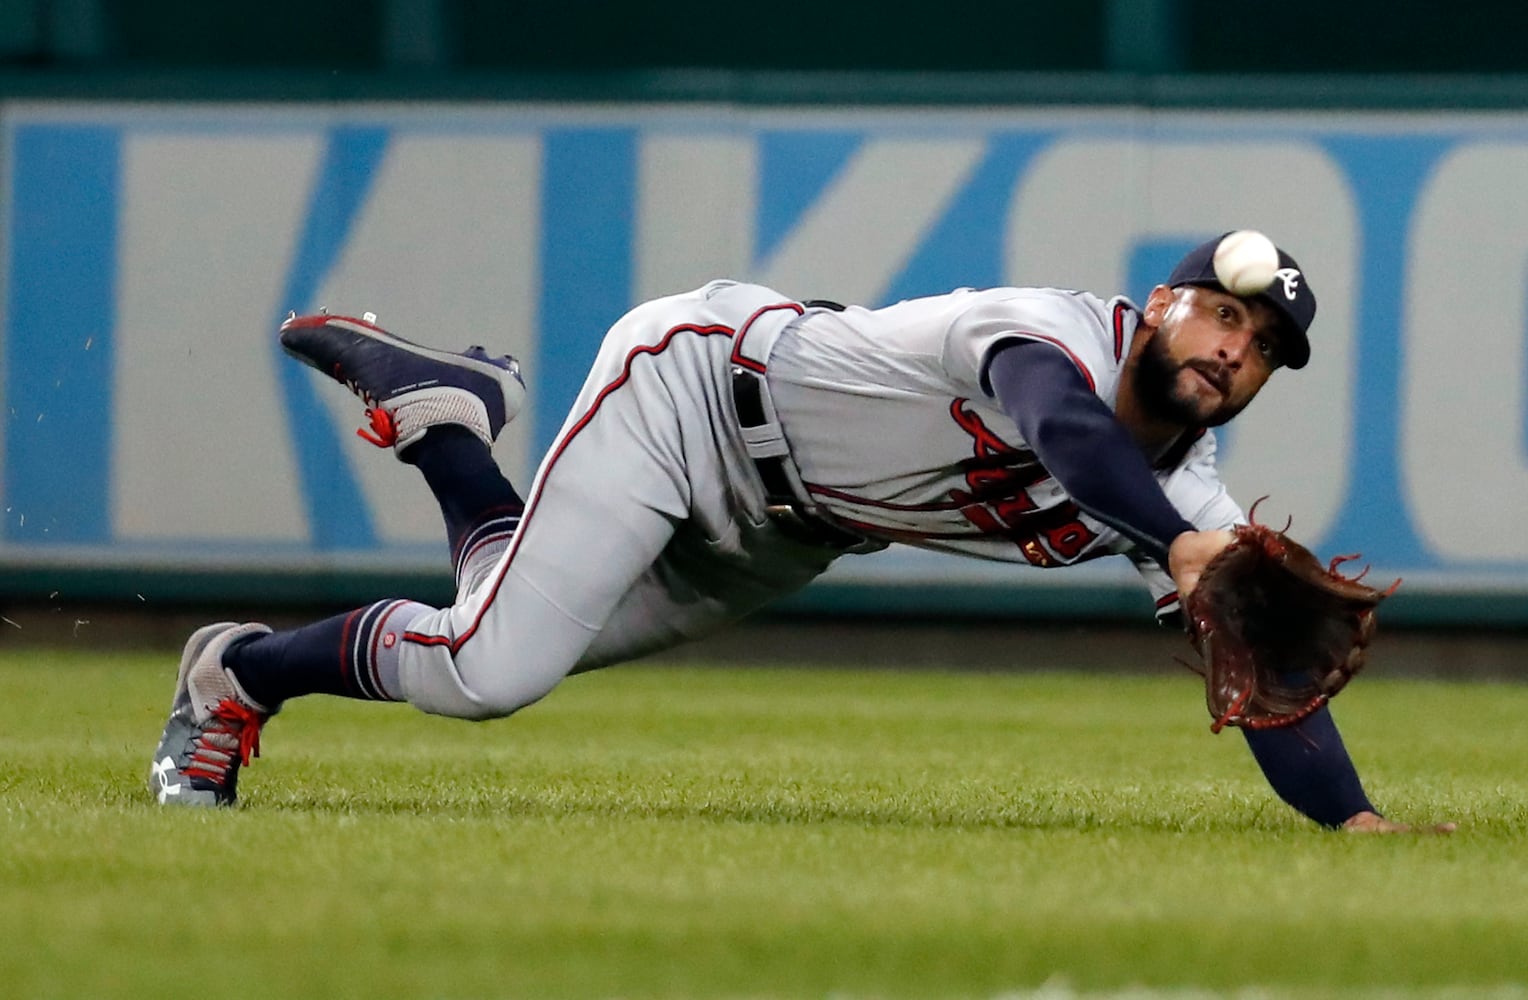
[{"xmin": 3, "ymin": 99, "xmax": 1528, "ymax": 625}]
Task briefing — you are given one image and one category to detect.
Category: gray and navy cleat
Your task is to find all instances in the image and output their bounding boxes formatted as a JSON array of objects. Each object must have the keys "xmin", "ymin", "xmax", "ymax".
[
  {"xmin": 148, "ymin": 622, "xmax": 274, "ymax": 807},
  {"xmin": 279, "ymin": 311, "xmax": 526, "ymax": 456}
]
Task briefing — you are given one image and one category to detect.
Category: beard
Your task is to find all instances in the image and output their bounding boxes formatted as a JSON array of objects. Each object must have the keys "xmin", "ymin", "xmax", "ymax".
[{"xmin": 1133, "ymin": 334, "xmax": 1248, "ymax": 428}]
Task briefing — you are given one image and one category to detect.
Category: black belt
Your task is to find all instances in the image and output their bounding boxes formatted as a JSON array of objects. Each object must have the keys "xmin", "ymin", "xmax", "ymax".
[{"xmin": 730, "ymin": 349, "xmax": 877, "ymax": 552}]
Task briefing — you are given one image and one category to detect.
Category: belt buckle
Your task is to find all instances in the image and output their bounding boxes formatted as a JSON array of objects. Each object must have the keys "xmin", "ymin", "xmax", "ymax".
[
  {"xmin": 765, "ymin": 503, "xmax": 880, "ymax": 553},
  {"xmin": 764, "ymin": 504, "xmax": 817, "ymax": 541}
]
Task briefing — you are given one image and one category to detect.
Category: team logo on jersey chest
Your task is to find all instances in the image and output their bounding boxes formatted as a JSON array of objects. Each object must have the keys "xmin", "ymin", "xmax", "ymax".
[{"xmin": 948, "ymin": 399, "xmax": 1098, "ymax": 566}]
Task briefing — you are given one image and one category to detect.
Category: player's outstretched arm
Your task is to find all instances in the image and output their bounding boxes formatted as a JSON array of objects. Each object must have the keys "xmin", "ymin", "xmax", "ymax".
[
  {"xmin": 1241, "ymin": 707, "xmax": 1455, "ymax": 833},
  {"xmin": 1240, "ymin": 705, "xmax": 1369, "ymax": 828}
]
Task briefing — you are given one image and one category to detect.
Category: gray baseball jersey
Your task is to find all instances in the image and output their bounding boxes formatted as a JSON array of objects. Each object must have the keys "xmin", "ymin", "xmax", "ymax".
[
  {"xmin": 765, "ymin": 285, "xmax": 1246, "ymax": 616},
  {"xmin": 394, "ymin": 280, "xmax": 1244, "ymax": 720}
]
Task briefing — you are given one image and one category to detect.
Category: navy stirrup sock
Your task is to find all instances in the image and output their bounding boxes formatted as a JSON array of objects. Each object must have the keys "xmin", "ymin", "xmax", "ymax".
[
  {"xmin": 401, "ymin": 425, "xmax": 524, "ymax": 562},
  {"xmin": 226, "ymin": 428, "xmax": 521, "ymax": 709},
  {"xmin": 225, "ymin": 602, "xmax": 420, "ymax": 707}
]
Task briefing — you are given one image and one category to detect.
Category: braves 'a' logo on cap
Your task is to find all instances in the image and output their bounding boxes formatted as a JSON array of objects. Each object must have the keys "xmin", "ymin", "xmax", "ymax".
[{"xmin": 1274, "ymin": 267, "xmax": 1302, "ymax": 301}]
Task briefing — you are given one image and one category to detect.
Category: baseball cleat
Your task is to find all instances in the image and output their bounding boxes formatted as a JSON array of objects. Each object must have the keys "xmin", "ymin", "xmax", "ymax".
[
  {"xmin": 148, "ymin": 622, "xmax": 273, "ymax": 807},
  {"xmin": 279, "ymin": 311, "xmax": 526, "ymax": 456}
]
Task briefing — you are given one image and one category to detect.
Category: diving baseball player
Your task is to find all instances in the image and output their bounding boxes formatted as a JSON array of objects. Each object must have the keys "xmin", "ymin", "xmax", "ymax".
[{"xmin": 147, "ymin": 232, "xmax": 1424, "ymax": 832}]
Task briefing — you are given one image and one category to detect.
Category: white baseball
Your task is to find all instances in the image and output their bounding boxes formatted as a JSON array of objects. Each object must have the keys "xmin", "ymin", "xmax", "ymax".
[{"xmin": 1212, "ymin": 230, "xmax": 1280, "ymax": 296}]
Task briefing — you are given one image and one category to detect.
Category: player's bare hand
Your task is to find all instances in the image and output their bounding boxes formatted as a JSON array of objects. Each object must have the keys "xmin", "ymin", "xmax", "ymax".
[
  {"xmin": 1168, "ymin": 529, "xmax": 1236, "ymax": 601},
  {"xmin": 1342, "ymin": 810, "xmax": 1457, "ymax": 834}
]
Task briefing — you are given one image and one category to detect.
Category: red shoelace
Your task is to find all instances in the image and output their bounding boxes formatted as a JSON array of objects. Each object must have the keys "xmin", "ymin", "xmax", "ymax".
[
  {"xmin": 183, "ymin": 700, "xmax": 266, "ymax": 785},
  {"xmin": 332, "ymin": 363, "xmax": 399, "ymax": 449},
  {"xmin": 357, "ymin": 407, "xmax": 399, "ymax": 448}
]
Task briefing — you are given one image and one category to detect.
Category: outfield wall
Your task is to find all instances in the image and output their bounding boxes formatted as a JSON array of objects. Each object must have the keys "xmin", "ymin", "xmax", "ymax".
[{"xmin": 5, "ymin": 99, "xmax": 1528, "ymax": 625}]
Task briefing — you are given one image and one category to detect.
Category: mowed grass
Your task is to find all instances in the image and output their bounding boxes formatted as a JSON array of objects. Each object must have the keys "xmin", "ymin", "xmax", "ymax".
[{"xmin": 2, "ymin": 644, "xmax": 1527, "ymax": 1000}]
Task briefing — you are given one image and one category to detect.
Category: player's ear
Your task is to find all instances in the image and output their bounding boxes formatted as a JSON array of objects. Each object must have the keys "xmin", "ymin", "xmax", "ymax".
[{"xmin": 1142, "ymin": 284, "xmax": 1175, "ymax": 326}]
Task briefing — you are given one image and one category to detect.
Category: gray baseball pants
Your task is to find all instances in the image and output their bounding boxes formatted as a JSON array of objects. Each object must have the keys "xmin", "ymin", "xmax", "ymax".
[{"xmin": 389, "ymin": 281, "xmax": 840, "ymax": 720}]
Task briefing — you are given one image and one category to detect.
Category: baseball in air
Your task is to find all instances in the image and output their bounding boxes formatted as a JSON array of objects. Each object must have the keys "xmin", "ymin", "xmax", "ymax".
[{"xmin": 1212, "ymin": 230, "xmax": 1280, "ymax": 296}]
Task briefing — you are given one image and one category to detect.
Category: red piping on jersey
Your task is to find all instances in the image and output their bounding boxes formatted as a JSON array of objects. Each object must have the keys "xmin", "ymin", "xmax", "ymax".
[
  {"xmin": 1155, "ymin": 592, "xmax": 1178, "ymax": 610},
  {"xmin": 729, "ymin": 302, "xmax": 804, "ymax": 372},
  {"xmin": 400, "ymin": 320, "xmax": 743, "ymax": 656},
  {"xmin": 825, "ymin": 501, "xmax": 1095, "ymax": 545},
  {"xmin": 1112, "ymin": 302, "xmax": 1129, "ymax": 362},
  {"xmin": 1014, "ymin": 333, "xmax": 1095, "ymax": 391},
  {"xmin": 825, "ymin": 514, "xmax": 995, "ymax": 542},
  {"xmin": 806, "ymin": 482, "xmax": 968, "ymax": 513},
  {"xmin": 806, "ymin": 477, "xmax": 1048, "ymax": 512}
]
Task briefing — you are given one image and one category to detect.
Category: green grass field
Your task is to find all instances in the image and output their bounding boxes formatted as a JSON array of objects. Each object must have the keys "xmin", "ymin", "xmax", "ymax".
[{"xmin": 2, "ymin": 643, "xmax": 1526, "ymax": 1000}]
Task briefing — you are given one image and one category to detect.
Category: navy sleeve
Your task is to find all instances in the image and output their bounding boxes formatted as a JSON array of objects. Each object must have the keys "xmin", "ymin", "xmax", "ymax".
[
  {"xmin": 1241, "ymin": 706, "xmax": 1375, "ymax": 828},
  {"xmin": 988, "ymin": 343, "xmax": 1374, "ymax": 828},
  {"xmin": 985, "ymin": 339, "xmax": 1194, "ymax": 564}
]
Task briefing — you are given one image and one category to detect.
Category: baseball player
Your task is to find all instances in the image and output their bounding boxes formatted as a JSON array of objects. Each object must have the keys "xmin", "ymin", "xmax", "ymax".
[{"xmin": 147, "ymin": 233, "xmax": 1432, "ymax": 832}]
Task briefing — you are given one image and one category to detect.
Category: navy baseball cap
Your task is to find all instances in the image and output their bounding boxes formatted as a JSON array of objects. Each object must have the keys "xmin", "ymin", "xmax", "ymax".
[{"xmin": 1166, "ymin": 233, "xmax": 1316, "ymax": 370}]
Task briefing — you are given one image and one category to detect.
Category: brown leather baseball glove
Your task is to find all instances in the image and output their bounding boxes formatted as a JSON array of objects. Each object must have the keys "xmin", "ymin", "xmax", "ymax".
[{"xmin": 1182, "ymin": 513, "xmax": 1398, "ymax": 732}]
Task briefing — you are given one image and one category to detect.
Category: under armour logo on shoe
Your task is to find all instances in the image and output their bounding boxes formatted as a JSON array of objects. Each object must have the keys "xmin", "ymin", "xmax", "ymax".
[
  {"xmin": 152, "ymin": 756, "xmax": 182, "ymax": 803},
  {"xmin": 1274, "ymin": 267, "xmax": 1302, "ymax": 300}
]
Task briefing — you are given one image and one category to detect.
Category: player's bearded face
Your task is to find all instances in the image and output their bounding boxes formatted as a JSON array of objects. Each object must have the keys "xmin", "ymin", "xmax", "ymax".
[
  {"xmin": 1135, "ymin": 289, "xmax": 1276, "ymax": 427},
  {"xmin": 1134, "ymin": 332, "xmax": 1249, "ymax": 427}
]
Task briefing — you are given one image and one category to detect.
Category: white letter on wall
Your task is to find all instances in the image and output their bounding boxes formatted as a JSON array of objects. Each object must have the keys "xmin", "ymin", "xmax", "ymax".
[{"xmin": 1404, "ymin": 143, "xmax": 1528, "ymax": 560}]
